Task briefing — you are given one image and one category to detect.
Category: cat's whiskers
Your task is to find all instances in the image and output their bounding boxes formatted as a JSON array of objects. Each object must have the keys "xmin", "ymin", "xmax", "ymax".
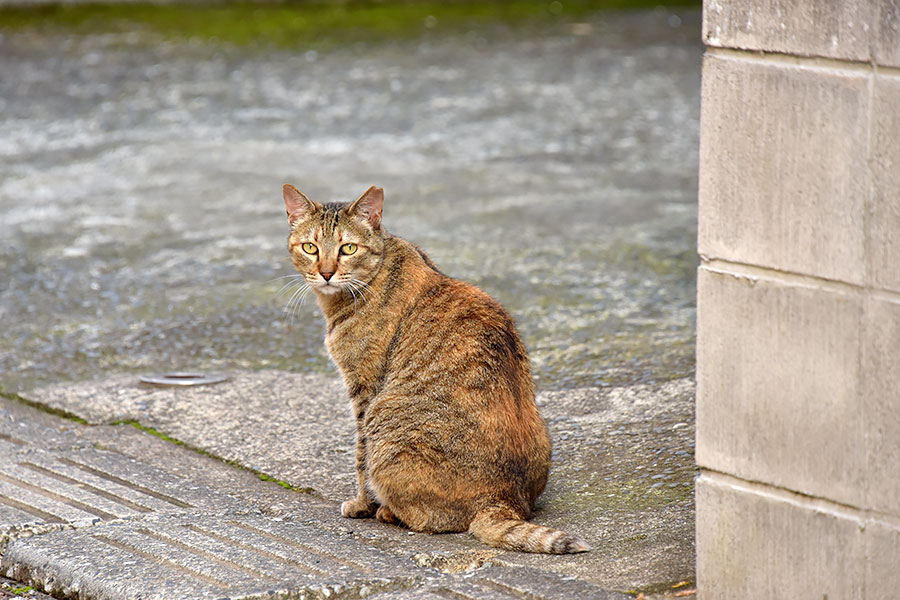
[
  {"xmin": 273, "ymin": 274, "xmax": 306, "ymax": 317},
  {"xmin": 345, "ymin": 280, "xmax": 361, "ymax": 313},
  {"xmin": 335, "ymin": 275, "xmax": 359, "ymax": 311},
  {"xmin": 282, "ymin": 280, "xmax": 312, "ymax": 326},
  {"xmin": 275, "ymin": 275, "xmax": 307, "ymax": 297},
  {"xmin": 291, "ymin": 288, "xmax": 312, "ymax": 325},
  {"xmin": 343, "ymin": 277, "xmax": 374, "ymax": 313},
  {"xmin": 350, "ymin": 278, "xmax": 375, "ymax": 301},
  {"xmin": 268, "ymin": 273, "xmax": 307, "ymax": 283}
]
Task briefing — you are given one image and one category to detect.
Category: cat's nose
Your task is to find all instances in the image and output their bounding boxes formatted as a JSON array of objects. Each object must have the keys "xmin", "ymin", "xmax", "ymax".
[{"xmin": 320, "ymin": 271, "xmax": 334, "ymax": 281}]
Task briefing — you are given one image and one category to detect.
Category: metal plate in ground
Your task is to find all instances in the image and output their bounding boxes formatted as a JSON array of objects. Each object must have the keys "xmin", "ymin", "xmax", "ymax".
[{"xmin": 139, "ymin": 373, "xmax": 229, "ymax": 386}]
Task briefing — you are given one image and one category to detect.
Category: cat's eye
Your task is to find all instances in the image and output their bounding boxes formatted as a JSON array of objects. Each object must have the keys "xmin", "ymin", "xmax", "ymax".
[
  {"xmin": 301, "ymin": 243, "xmax": 318, "ymax": 255},
  {"xmin": 340, "ymin": 243, "xmax": 358, "ymax": 256}
]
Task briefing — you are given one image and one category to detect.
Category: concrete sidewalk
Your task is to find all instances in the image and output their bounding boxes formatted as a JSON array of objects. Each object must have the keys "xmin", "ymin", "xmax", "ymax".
[{"xmin": 0, "ymin": 372, "xmax": 696, "ymax": 599}]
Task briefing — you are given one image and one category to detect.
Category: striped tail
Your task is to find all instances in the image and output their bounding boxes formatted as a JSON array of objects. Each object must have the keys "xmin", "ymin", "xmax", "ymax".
[{"xmin": 468, "ymin": 507, "xmax": 590, "ymax": 554}]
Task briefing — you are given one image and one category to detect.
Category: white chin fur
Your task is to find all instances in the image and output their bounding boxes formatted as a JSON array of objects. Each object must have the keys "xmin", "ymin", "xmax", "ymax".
[{"xmin": 316, "ymin": 284, "xmax": 342, "ymax": 295}]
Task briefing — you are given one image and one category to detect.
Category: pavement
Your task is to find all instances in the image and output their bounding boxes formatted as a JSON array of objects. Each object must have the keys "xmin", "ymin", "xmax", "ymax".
[{"xmin": 0, "ymin": 372, "xmax": 696, "ymax": 599}]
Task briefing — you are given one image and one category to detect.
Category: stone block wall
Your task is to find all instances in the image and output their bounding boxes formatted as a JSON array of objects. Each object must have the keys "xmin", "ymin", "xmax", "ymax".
[{"xmin": 696, "ymin": 1, "xmax": 900, "ymax": 598}]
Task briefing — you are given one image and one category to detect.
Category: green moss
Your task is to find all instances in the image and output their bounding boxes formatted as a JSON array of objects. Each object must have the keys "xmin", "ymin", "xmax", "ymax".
[
  {"xmin": 626, "ymin": 578, "xmax": 696, "ymax": 596},
  {"xmin": 258, "ymin": 472, "xmax": 292, "ymax": 488},
  {"xmin": 553, "ymin": 476, "xmax": 693, "ymax": 517},
  {"xmin": 529, "ymin": 325, "xmax": 696, "ymax": 390},
  {"xmin": 113, "ymin": 419, "xmax": 190, "ymax": 446},
  {"xmin": 258, "ymin": 471, "xmax": 315, "ymax": 493},
  {"xmin": 0, "ymin": 386, "xmax": 89, "ymax": 425},
  {"xmin": 9, "ymin": 586, "xmax": 34, "ymax": 596},
  {"xmin": 111, "ymin": 419, "xmax": 318, "ymax": 495},
  {"xmin": 0, "ymin": 0, "xmax": 701, "ymax": 48},
  {"xmin": 613, "ymin": 478, "xmax": 693, "ymax": 510}
]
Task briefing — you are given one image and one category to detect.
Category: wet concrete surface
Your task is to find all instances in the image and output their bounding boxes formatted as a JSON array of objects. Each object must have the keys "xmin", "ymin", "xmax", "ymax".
[{"xmin": 0, "ymin": 9, "xmax": 701, "ymax": 393}]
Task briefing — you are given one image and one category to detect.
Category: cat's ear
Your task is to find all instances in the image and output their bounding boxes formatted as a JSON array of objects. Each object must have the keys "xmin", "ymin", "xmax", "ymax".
[
  {"xmin": 283, "ymin": 184, "xmax": 315, "ymax": 225},
  {"xmin": 348, "ymin": 186, "xmax": 383, "ymax": 229}
]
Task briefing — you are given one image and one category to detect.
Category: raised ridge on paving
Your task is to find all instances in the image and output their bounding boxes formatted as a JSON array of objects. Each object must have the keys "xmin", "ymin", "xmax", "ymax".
[
  {"xmin": 0, "ymin": 417, "xmax": 245, "ymax": 550},
  {"xmin": 2, "ymin": 512, "xmax": 420, "ymax": 599}
]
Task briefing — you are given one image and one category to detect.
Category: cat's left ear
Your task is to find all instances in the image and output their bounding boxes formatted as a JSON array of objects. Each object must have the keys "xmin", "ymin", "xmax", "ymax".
[
  {"xmin": 348, "ymin": 186, "xmax": 384, "ymax": 230},
  {"xmin": 283, "ymin": 184, "xmax": 315, "ymax": 225}
]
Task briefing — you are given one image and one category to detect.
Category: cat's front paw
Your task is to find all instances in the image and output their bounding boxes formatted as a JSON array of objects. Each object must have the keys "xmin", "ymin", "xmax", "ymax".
[
  {"xmin": 375, "ymin": 505, "xmax": 399, "ymax": 525},
  {"xmin": 341, "ymin": 497, "xmax": 376, "ymax": 519}
]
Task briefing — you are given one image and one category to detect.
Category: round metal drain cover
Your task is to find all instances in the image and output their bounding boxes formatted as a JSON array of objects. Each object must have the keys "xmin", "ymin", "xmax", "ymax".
[{"xmin": 139, "ymin": 372, "xmax": 229, "ymax": 386}]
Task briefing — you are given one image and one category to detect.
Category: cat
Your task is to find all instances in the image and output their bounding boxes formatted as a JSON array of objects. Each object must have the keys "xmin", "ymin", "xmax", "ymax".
[{"xmin": 282, "ymin": 183, "xmax": 589, "ymax": 554}]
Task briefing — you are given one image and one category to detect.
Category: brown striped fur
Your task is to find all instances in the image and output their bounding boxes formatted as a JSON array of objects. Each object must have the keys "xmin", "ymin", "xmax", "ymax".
[{"xmin": 282, "ymin": 184, "xmax": 589, "ymax": 554}]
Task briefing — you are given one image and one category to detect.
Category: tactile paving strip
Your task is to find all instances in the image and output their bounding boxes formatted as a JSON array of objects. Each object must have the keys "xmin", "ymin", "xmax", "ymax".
[
  {"xmin": 2, "ymin": 511, "xmax": 629, "ymax": 600},
  {"xmin": 0, "ymin": 424, "xmax": 244, "ymax": 537},
  {"xmin": 1, "ymin": 512, "xmax": 417, "ymax": 600}
]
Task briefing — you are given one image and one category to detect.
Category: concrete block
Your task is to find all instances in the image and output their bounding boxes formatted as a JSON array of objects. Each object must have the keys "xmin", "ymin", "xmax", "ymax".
[
  {"xmin": 862, "ymin": 296, "xmax": 900, "ymax": 515},
  {"xmin": 699, "ymin": 53, "xmax": 869, "ymax": 284},
  {"xmin": 865, "ymin": 519, "xmax": 900, "ymax": 598},
  {"xmin": 876, "ymin": 0, "xmax": 900, "ymax": 67},
  {"xmin": 696, "ymin": 267, "xmax": 864, "ymax": 505},
  {"xmin": 703, "ymin": 0, "xmax": 877, "ymax": 61},
  {"xmin": 869, "ymin": 74, "xmax": 900, "ymax": 293},
  {"xmin": 696, "ymin": 474, "xmax": 864, "ymax": 600}
]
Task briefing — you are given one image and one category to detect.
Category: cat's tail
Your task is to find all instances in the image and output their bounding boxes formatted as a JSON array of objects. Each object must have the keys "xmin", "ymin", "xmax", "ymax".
[{"xmin": 468, "ymin": 506, "xmax": 590, "ymax": 554}]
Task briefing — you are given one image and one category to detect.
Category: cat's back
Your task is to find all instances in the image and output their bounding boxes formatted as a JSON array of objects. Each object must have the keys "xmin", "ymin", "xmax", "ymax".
[
  {"xmin": 383, "ymin": 237, "xmax": 536, "ymax": 412},
  {"xmin": 389, "ymin": 237, "xmax": 522, "ymax": 344}
]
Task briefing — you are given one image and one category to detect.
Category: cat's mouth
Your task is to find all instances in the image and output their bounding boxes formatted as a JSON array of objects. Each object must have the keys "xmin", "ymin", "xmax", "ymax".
[{"xmin": 316, "ymin": 281, "xmax": 343, "ymax": 295}]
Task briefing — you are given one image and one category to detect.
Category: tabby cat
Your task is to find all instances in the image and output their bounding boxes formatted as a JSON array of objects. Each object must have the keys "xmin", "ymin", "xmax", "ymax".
[{"xmin": 282, "ymin": 184, "xmax": 589, "ymax": 554}]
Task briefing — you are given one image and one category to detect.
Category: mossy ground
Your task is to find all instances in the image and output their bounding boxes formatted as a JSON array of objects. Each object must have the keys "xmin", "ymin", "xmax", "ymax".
[
  {"xmin": 0, "ymin": 388, "xmax": 89, "ymax": 425},
  {"xmin": 0, "ymin": 0, "xmax": 701, "ymax": 48},
  {"xmin": 110, "ymin": 418, "xmax": 318, "ymax": 495}
]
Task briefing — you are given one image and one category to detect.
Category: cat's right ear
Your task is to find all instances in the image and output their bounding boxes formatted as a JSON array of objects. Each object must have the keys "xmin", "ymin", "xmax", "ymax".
[
  {"xmin": 283, "ymin": 184, "xmax": 315, "ymax": 225},
  {"xmin": 348, "ymin": 186, "xmax": 384, "ymax": 230}
]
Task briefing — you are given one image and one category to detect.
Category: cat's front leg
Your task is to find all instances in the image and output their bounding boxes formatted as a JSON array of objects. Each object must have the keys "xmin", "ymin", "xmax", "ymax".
[{"xmin": 341, "ymin": 407, "xmax": 377, "ymax": 518}]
